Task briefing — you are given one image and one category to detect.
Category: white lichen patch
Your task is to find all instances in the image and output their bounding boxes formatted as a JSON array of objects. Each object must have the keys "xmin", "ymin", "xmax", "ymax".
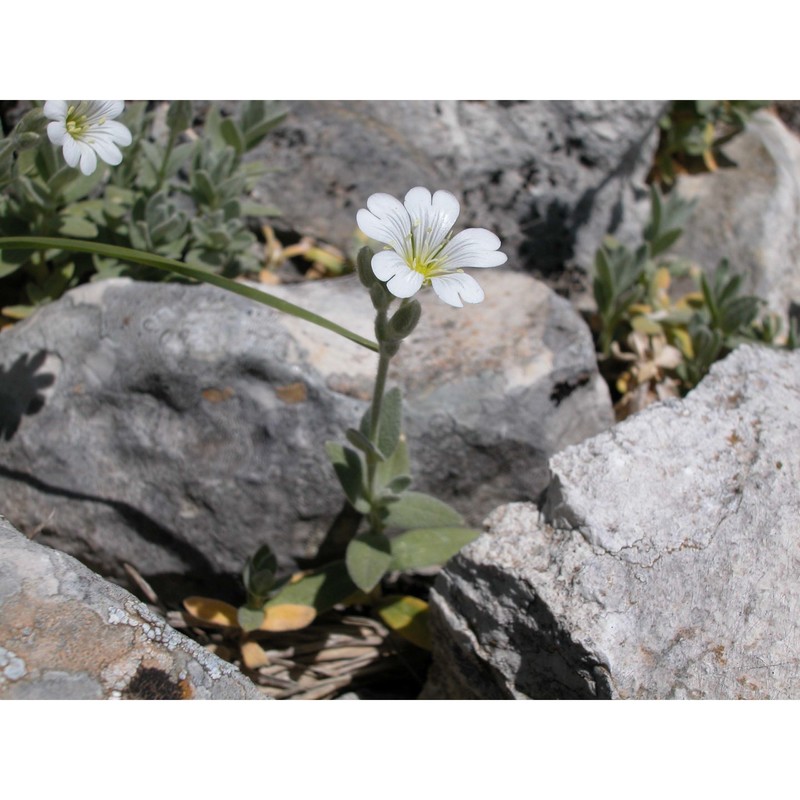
[{"xmin": 0, "ymin": 647, "xmax": 27, "ymax": 682}]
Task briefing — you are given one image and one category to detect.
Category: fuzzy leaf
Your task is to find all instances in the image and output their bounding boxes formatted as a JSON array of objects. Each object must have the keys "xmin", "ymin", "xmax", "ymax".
[
  {"xmin": 377, "ymin": 387, "xmax": 402, "ymax": 459},
  {"xmin": 266, "ymin": 561, "xmax": 357, "ymax": 616},
  {"xmin": 389, "ymin": 526, "xmax": 480, "ymax": 571},
  {"xmin": 376, "ymin": 595, "xmax": 431, "ymax": 650},
  {"xmin": 345, "ymin": 427, "xmax": 383, "ymax": 460},
  {"xmin": 325, "ymin": 441, "xmax": 367, "ymax": 511},
  {"xmin": 376, "ymin": 435, "xmax": 410, "ymax": 492},
  {"xmin": 237, "ymin": 605, "xmax": 265, "ymax": 632},
  {"xmin": 383, "ymin": 491, "xmax": 463, "ymax": 530},
  {"xmin": 346, "ymin": 533, "xmax": 392, "ymax": 593}
]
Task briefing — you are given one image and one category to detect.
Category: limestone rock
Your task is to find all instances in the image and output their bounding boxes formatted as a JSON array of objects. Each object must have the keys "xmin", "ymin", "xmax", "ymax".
[
  {"xmin": 0, "ymin": 515, "xmax": 263, "ymax": 699},
  {"xmin": 0, "ymin": 270, "xmax": 611, "ymax": 593},
  {"xmin": 426, "ymin": 345, "xmax": 800, "ymax": 699},
  {"xmin": 673, "ymin": 110, "xmax": 800, "ymax": 325},
  {"xmin": 249, "ymin": 100, "xmax": 665, "ymax": 294}
]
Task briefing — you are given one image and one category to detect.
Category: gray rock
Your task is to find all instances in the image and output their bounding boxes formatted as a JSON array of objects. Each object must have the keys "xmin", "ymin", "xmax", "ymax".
[
  {"xmin": 0, "ymin": 270, "xmax": 612, "ymax": 592},
  {"xmin": 249, "ymin": 100, "xmax": 665, "ymax": 294},
  {"xmin": 0, "ymin": 515, "xmax": 263, "ymax": 699},
  {"xmin": 426, "ymin": 345, "xmax": 800, "ymax": 699},
  {"xmin": 673, "ymin": 110, "xmax": 800, "ymax": 325}
]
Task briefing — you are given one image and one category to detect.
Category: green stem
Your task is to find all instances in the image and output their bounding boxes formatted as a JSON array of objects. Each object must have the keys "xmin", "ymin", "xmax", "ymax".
[
  {"xmin": 153, "ymin": 128, "xmax": 177, "ymax": 194},
  {"xmin": 0, "ymin": 236, "xmax": 379, "ymax": 353},
  {"xmin": 365, "ymin": 309, "xmax": 395, "ymax": 534}
]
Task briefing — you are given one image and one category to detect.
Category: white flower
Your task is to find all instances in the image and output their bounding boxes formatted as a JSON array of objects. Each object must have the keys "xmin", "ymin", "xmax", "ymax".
[
  {"xmin": 357, "ymin": 186, "xmax": 507, "ymax": 307},
  {"xmin": 44, "ymin": 101, "xmax": 132, "ymax": 176}
]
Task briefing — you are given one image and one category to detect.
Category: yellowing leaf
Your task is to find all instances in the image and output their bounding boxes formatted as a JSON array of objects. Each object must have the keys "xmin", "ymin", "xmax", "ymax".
[
  {"xmin": 377, "ymin": 595, "xmax": 431, "ymax": 651},
  {"xmin": 654, "ymin": 266, "xmax": 671, "ymax": 291},
  {"xmin": 259, "ymin": 604, "xmax": 316, "ymax": 632},
  {"xmin": 183, "ymin": 596, "xmax": 239, "ymax": 627},
  {"xmin": 631, "ymin": 315, "xmax": 663, "ymax": 335},
  {"xmin": 241, "ymin": 640, "xmax": 270, "ymax": 669},
  {"xmin": 672, "ymin": 327, "xmax": 694, "ymax": 358}
]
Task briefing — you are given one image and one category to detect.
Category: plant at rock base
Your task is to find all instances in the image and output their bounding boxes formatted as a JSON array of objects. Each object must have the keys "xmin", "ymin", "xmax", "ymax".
[
  {"xmin": 1, "ymin": 184, "xmax": 503, "ymax": 664},
  {"xmin": 187, "ymin": 187, "xmax": 506, "ymax": 653},
  {"xmin": 592, "ymin": 186, "xmax": 798, "ymax": 419}
]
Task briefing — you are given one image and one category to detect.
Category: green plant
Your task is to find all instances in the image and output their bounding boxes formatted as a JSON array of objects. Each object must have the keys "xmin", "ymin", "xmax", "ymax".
[
  {"xmin": 0, "ymin": 100, "xmax": 285, "ymax": 323},
  {"xmin": 183, "ymin": 247, "xmax": 482, "ymax": 651},
  {"xmin": 591, "ymin": 186, "xmax": 797, "ymax": 418},
  {"xmin": 2, "ymin": 183, "xmax": 504, "ymax": 660},
  {"xmin": 649, "ymin": 100, "xmax": 769, "ymax": 189}
]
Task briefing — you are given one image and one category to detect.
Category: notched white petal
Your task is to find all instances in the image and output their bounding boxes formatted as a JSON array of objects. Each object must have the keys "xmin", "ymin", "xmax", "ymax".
[
  {"xmin": 47, "ymin": 121, "xmax": 67, "ymax": 145},
  {"xmin": 431, "ymin": 273, "xmax": 485, "ymax": 307},
  {"xmin": 89, "ymin": 137, "xmax": 123, "ymax": 166},
  {"xmin": 440, "ymin": 227, "xmax": 508, "ymax": 268},
  {"xmin": 367, "ymin": 192, "xmax": 408, "ymax": 220},
  {"xmin": 77, "ymin": 143, "xmax": 98, "ymax": 176},
  {"xmin": 371, "ymin": 250, "xmax": 407, "ymax": 281},
  {"xmin": 43, "ymin": 100, "xmax": 68, "ymax": 120},
  {"xmin": 100, "ymin": 119, "xmax": 133, "ymax": 146},
  {"xmin": 61, "ymin": 136, "xmax": 81, "ymax": 168},
  {"xmin": 387, "ymin": 268, "xmax": 424, "ymax": 299},
  {"xmin": 431, "ymin": 189, "xmax": 460, "ymax": 228},
  {"xmin": 403, "ymin": 186, "xmax": 433, "ymax": 222}
]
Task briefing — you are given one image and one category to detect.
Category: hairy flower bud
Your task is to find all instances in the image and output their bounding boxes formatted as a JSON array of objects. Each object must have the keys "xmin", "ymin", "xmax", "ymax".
[
  {"xmin": 388, "ymin": 299, "xmax": 422, "ymax": 340},
  {"xmin": 356, "ymin": 247, "xmax": 378, "ymax": 289}
]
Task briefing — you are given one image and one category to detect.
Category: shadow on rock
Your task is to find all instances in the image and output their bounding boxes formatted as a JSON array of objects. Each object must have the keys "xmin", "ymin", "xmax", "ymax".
[{"xmin": 0, "ymin": 350, "xmax": 55, "ymax": 441}]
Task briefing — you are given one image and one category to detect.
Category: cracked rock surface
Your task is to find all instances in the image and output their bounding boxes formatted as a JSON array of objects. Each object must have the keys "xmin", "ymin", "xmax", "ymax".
[
  {"xmin": 0, "ymin": 271, "xmax": 611, "ymax": 592},
  {"xmin": 425, "ymin": 345, "xmax": 800, "ymax": 699},
  {"xmin": 0, "ymin": 516, "xmax": 263, "ymax": 699}
]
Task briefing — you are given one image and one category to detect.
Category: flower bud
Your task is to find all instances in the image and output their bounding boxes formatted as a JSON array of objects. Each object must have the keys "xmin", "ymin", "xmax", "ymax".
[
  {"xmin": 14, "ymin": 132, "xmax": 40, "ymax": 150},
  {"xmin": 388, "ymin": 299, "xmax": 422, "ymax": 339},
  {"xmin": 356, "ymin": 247, "xmax": 378, "ymax": 288},
  {"xmin": 167, "ymin": 100, "xmax": 193, "ymax": 133},
  {"xmin": 369, "ymin": 282, "xmax": 391, "ymax": 312}
]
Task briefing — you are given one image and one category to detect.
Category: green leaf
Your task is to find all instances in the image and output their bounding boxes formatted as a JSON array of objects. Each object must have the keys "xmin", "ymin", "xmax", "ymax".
[
  {"xmin": 0, "ymin": 237, "xmax": 378, "ymax": 352},
  {"xmin": 192, "ymin": 169, "xmax": 217, "ymax": 207},
  {"xmin": 325, "ymin": 441, "xmax": 368, "ymax": 511},
  {"xmin": 345, "ymin": 427, "xmax": 384, "ymax": 461},
  {"xmin": 389, "ymin": 526, "xmax": 480, "ymax": 571},
  {"xmin": 345, "ymin": 532, "xmax": 392, "ymax": 593},
  {"xmin": 266, "ymin": 560, "xmax": 356, "ymax": 615},
  {"xmin": 375, "ymin": 435, "xmax": 410, "ymax": 493},
  {"xmin": 383, "ymin": 491, "xmax": 463, "ymax": 530},
  {"xmin": 58, "ymin": 216, "xmax": 99, "ymax": 238},
  {"xmin": 377, "ymin": 387, "xmax": 402, "ymax": 459},
  {"xmin": 166, "ymin": 100, "xmax": 193, "ymax": 134},
  {"xmin": 650, "ymin": 228, "xmax": 682, "ymax": 258},
  {"xmin": 61, "ymin": 167, "xmax": 106, "ymax": 204},
  {"xmin": 237, "ymin": 605, "xmax": 265, "ymax": 633},
  {"xmin": 165, "ymin": 141, "xmax": 197, "ymax": 178},
  {"xmin": 220, "ymin": 118, "xmax": 246, "ymax": 156},
  {"xmin": 385, "ymin": 475, "xmax": 412, "ymax": 494}
]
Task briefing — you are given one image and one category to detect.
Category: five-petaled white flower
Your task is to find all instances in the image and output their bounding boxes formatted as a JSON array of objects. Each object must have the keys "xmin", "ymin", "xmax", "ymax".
[
  {"xmin": 357, "ymin": 186, "xmax": 507, "ymax": 307},
  {"xmin": 44, "ymin": 101, "xmax": 132, "ymax": 176}
]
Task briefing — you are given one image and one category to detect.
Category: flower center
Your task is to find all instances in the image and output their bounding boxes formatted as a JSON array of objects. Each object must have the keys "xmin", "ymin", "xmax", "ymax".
[
  {"xmin": 64, "ymin": 104, "xmax": 105, "ymax": 140},
  {"xmin": 65, "ymin": 106, "xmax": 90, "ymax": 139},
  {"xmin": 406, "ymin": 218, "xmax": 451, "ymax": 281}
]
